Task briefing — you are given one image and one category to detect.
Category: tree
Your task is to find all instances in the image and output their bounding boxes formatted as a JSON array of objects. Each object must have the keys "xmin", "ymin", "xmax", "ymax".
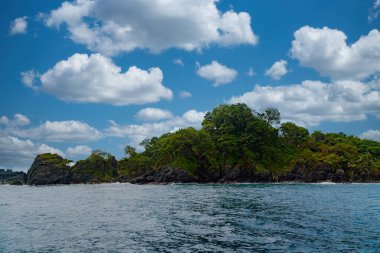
[
  {"xmin": 258, "ymin": 107, "xmax": 280, "ymax": 126},
  {"xmin": 124, "ymin": 145, "xmax": 136, "ymax": 158},
  {"xmin": 147, "ymin": 127, "xmax": 217, "ymax": 174},
  {"xmin": 91, "ymin": 149, "xmax": 110, "ymax": 159},
  {"xmin": 280, "ymin": 122, "xmax": 309, "ymax": 148}
]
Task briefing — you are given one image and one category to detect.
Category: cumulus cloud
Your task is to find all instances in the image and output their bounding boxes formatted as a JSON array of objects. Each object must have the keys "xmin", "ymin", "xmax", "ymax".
[
  {"xmin": 228, "ymin": 80, "xmax": 380, "ymax": 126},
  {"xmin": 179, "ymin": 90, "xmax": 192, "ymax": 98},
  {"xmin": 0, "ymin": 114, "xmax": 101, "ymax": 143},
  {"xmin": 9, "ymin": 16, "xmax": 27, "ymax": 35},
  {"xmin": 106, "ymin": 109, "xmax": 206, "ymax": 147},
  {"xmin": 135, "ymin": 108, "xmax": 173, "ymax": 121},
  {"xmin": 16, "ymin": 120, "xmax": 103, "ymax": 142},
  {"xmin": 360, "ymin": 129, "xmax": 380, "ymax": 141},
  {"xmin": 21, "ymin": 70, "xmax": 40, "ymax": 89},
  {"xmin": 0, "ymin": 116, "xmax": 9, "ymax": 126},
  {"xmin": 0, "ymin": 114, "xmax": 30, "ymax": 127},
  {"xmin": 43, "ymin": 0, "xmax": 258, "ymax": 56},
  {"xmin": 291, "ymin": 26, "xmax": 380, "ymax": 81},
  {"xmin": 196, "ymin": 60, "xmax": 238, "ymax": 86},
  {"xmin": 34, "ymin": 53, "xmax": 172, "ymax": 106},
  {"xmin": 13, "ymin": 114, "xmax": 31, "ymax": 126},
  {"xmin": 66, "ymin": 145, "xmax": 92, "ymax": 156},
  {"xmin": 265, "ymin": 60, "xmax": 288, "ymax": 80},
  {"xmin": 0, "ymin": 136, "xmax": 64, "ymax": 171}
]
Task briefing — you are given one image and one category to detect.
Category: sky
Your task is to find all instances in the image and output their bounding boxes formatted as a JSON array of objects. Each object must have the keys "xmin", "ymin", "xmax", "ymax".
[{"xmin": 1, "ymin": 0, "xmax": 380, "ymax": 171}]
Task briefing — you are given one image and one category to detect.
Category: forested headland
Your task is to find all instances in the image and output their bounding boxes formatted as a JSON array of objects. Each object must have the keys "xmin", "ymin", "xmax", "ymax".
[{"xmin": 2, "ymin": 103, "xmax": 380, "ymax": 185}]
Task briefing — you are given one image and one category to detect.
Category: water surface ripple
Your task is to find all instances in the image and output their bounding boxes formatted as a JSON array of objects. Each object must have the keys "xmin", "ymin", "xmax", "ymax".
[{"xmin": 1, "ymin": 183, "xmax": 379, "ymax": 252}]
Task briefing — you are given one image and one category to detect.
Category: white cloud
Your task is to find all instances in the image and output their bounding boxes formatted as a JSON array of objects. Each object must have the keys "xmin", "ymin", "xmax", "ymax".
[
  {"xmin": 0, "ymin": 115, "xmax": 101, "ymax": 143},
  {"xmin": 14, "ymin": 114, "xmax": 31, "ymax": 126},
  {"xmin": 265, "ymin": 60, "xmax": 288, "ymax": 80},
  {"xmin": 36, "ymin": 53, "xmax": 172, "ymax": 106},
  {"xmin": 21, "ymin": 70, "xmax": 40, "ymax": 89},
  {"xmin": 360, "ymin": 129, "xmax": 380, "ymax": 141},
  {"xmin": 66, "ymin": 145, "xmax": 92, "ymax": 156},
  {"xmin": 228, "ymin": 80, "xmax": 380, "ymax": 126},
  {"xmin": 135, "ymin": 108, "xmax": 173, "ymax": 121},
  {"xmin": 291, "ymin": 26, "xmax": 380, "ymax": 81},
  {"xmin": 196, "ymin": 60, "xmax": 237, "ymax": 86},
  {"xmin": 173, "ymin": 58, "xmax": 184, "ymax": 66},
  {"xmin": 106, "ymin": 109, "xmax": 206, "ymax": 147},
  {"xmin": 182, "ymin": 110, "xmax": 205, "ymax": 123},
  {"xmin": 16, "ymin": 120, "xmax": 103, "ymax": 142},
  {"xmin": 179, "ymin": 90, "xmax": 192, "ymax": 98},
  {"xmin": 44, "ymin": 0, "xmax": 258, "ymax": 56},
  {"xmin": 9, "ymin": 16, "xmax": 27, "ymax": 35},
  {"xmin": 369, "ymin": 0, "xmax": 380, "ymax": 22},
  {"xmin": 247, "ymin": 67, "xmax": 255, "ymax": 77},
  {"xmin": 0, "ymin": 136, "xmax": 64, "ymax": 171},
  {"xmin": 0, "ymin": 116, "xmax": 9, "ymax": 126},
  {"xmin": 0, "ymin": 114, "xmax": 30, "ymax": 127}
]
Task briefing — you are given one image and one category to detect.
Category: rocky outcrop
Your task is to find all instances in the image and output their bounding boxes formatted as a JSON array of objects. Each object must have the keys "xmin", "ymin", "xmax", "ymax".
[
  {"xmin": 0, "ymin": 169, "xmax": 26, "ymax": 185},
  {"xmin": 218, "ymin": 166, "xmax": 272, "ymax": 183},
  {"xmin": 71, "ymin": 155, "xmax": 119, "ymax": 183},
  {"xmin": 278, "ymin": 162, "xmax": 351, "ymax": 183},
  {"xmin": 131, "ymin": 167, "xmax": 197, "ymax": 184},
  {"xmin": 26, "ymin": 154, "xmax": 71, "ymax": 185}
]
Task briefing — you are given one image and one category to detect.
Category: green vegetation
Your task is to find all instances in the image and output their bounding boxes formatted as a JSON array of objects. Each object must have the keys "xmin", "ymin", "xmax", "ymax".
[
  {"xmin": 72, "ymin": 151, "xmax": 118, "ymax": 181},
  {"xmin": 118, "ymin": 103, "xmax": 380, "ymax": 182},
  {"xmin": 38, "ymin": 153, "xmax": 72, "ymax": 168}
]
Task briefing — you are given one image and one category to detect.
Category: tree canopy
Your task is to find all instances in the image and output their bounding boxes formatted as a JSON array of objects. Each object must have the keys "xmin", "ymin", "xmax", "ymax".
[{"xmin": 116, "ymin": 103, "xmax": 380, "ymax": 181}]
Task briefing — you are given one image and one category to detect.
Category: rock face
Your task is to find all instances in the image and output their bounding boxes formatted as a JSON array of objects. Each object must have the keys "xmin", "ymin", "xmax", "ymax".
[
  {"xmin": 26, "ymin": 154, "xmax": 71, "ymax": 185},
  {"xmin": 131, "ymin": 167, "xmax": 197, "ymax": 184},
  {"xmin": 279, "ymin": 162, "xmax": 349, "ymax": 183},
  {"xmin": 0, "ymin": 169, "xmax": 26, "ymax": 185},
  {"xmin": 71, "ymin": 155, "xmax": 119, "ymax": 183},
  {"xmin": 219, "ymin": 166, "xmax": 272, "ymax": 183}
]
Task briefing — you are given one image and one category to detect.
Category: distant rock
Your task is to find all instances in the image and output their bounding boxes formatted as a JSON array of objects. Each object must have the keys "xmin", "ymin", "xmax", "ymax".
[
  {"xmin": 131, "ymin": 167, "xmax": 197, "ymax": 184},
  {"xmin": 26, "ymin": 154, "xmax": 71, "ymax": 185},
  {"xmin": 0, "ymin": 169, "xmax": 26, "ymax": 185},
  {"xmin": 71, "ymin": 154, "xmax": 119, "ymax": 183}
]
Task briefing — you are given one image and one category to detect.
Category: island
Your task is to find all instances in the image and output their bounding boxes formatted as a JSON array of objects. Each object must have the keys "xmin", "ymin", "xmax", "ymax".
[{"xmin": 2, "ymin": 103, "xmax": 379, "ymax": 185}]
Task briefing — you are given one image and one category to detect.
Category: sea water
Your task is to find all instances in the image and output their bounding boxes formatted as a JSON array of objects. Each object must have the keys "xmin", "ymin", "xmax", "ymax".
[{"xmin": 1, "ymin": 183, "xmax": 379, "ymax": 252}]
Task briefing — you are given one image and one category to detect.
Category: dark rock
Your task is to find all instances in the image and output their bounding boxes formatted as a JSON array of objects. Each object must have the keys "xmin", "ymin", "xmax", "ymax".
[
  {"xmin": 194, "ymin": 166, "xmax": 220, "ymax": 183},
  {"xmin": 331, "ymin": 169, "xmax": 348, "ymax": 183},
  {"xmin": 26, "ymin": 154, "xmax": 71, "ymax": 185},
  {"xmin": 219, "ymin": 165, "xmax": 272, "ymax": 183},
  {"xmin": 118, "ymin": 175, "xmax": 129, "ymax": 183},
  {"xmin": 279, "ymin": 162, "xmax": 338, "ymax": 183},
  {"xmin": 71, "ymin": 155, "xmax": 119, "ymax": 183},
  {"xmin": 0, "ymin": 169, "xmax": 26, "ymax": 185},
  {"xmin": 131, "ymin": 167, "xmax": 197, "ymax": 184}
]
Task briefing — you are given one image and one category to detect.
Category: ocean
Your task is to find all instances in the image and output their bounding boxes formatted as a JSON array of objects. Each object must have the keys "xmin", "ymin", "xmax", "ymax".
[{"xmin": 1, "ymin": 183, "xmax": 379, "ymax": 252}]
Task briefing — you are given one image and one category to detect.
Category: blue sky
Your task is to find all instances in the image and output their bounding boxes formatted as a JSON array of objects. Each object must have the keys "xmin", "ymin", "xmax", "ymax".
[{"xmin": 1, "ymin": 0, "xmax": 380, "ymax": 171}]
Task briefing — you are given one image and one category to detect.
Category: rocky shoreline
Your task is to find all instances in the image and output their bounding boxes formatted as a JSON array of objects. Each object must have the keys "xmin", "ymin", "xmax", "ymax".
[{"xmin": 2, "ymin": 153, "xmax": 379, "ymax": 186}]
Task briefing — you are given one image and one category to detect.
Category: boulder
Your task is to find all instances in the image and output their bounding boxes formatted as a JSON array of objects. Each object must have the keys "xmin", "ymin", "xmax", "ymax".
[
  {"xmin": 131, "ymin": 167, "xmax": 197, "ymax": 184},
  {"xmin": 26, "ymin": 154, "xmax": 71, "ymax": 185}
]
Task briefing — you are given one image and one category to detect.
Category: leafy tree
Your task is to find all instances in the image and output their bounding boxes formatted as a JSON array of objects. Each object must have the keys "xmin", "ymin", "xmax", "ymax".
[
  {"xmin": 124, "ymin": 145, "xmax": 136, "ymax": 158},
  {"xmin": 258, "ymin": 107, "xmax": 281, "ymax": 126},
  {"xmin": 280, "ymin": 122, "xmax": 309, "ymax": 148},
  {"xmin": 91, "ymin": 149, "xmax": 110, "ymax": 159}
]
